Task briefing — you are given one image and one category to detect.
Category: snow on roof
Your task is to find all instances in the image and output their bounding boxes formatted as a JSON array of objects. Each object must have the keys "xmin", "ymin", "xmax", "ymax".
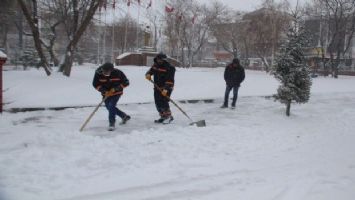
[
  {"xmin": 0, "ymin": 50, "xmax": 7, "ymax": 59},
  {"xmin": 116, "ymin": 52, "xmax": 141, "ymax": 60}
]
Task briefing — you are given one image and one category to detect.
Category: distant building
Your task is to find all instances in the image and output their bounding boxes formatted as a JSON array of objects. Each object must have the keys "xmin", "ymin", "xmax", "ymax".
[{"xmin": 115, "ymin": 47, "xmax": 181, "ymax": 67}]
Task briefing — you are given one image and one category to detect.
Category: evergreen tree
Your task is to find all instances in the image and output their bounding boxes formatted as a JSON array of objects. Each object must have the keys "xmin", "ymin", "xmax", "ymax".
[{"xmin": 271, "ymin": 21, "xmax": 312, "ymax": 116}]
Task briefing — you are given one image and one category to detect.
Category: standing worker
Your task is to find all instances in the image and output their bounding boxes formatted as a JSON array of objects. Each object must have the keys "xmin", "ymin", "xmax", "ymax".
[
  {"xmin": 221, "ymin": 58, "xmax": 245, "ymax": 109},
  {"xmin": 146, "ymin": 53, "xmax": 176, "ymax": 124},
  {"xmin": 93, "ymin": 62, "xmax": 131, "ymax": 131}
]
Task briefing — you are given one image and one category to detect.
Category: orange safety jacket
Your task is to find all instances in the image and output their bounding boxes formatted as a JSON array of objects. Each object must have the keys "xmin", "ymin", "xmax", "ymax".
[
  {"xmin": 146, "ymin": 59, "xmax": 175, "ymax": 90},
  {"xmin": 93, "ymin": 67, "xmax": 129, "ymax": 96}
]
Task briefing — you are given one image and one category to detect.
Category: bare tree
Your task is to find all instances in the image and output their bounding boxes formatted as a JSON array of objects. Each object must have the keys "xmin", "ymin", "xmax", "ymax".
[
  {"xmin": 14, "ymin": 0, "xmax": 65, "ymax": 67},
  {"xmin": 0, "ymin": 0, "xmax": 17, "ymax": 53},
  {"xmin": 163, "ymin": 0, "xmax": 219, "ymax": 67},
  {"xmin": 313, "ymin": 0, "xmax": 355, "ymax": 78},
  {"xmin": 56, "ymin": 0, "xmax": 103, "ymax": 76},
  {"xmin": 184, "ymin": 3, "xmax": 211, "ymax": 67},
  {"xmin": 244, "ymin": 0, "xmax": 290, "ymax": 71},
  {"xmin": 109, "ymin": 16, "xmax": 140, "ymax": 55},
  {"xmin": 163, "ymin": 0, "xmax": 190, "ymax": 65},
  {"xmin": 209, "ymin": 2, "xmax": 242, "ymax": 58},
  {"xmin": 17, "ymin": 0, "xmax": 52, "ymax": 76},
  {"xmin": 39, "ymin": 0, "xmax": 69, "ymax": 66}
]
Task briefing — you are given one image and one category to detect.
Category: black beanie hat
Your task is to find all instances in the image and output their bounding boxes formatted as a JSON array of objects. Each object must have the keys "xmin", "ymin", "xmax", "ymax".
[
  {"xmin": 156, "ymin": 53, "xmax": 167, "ymax": 60},
  {"xmin": 232, "ymin": 58, "xmax": 240, "ymax": 65},
  {"xmin": 101, "ymin": 62, "xmax": 114, "ymax": 71}
]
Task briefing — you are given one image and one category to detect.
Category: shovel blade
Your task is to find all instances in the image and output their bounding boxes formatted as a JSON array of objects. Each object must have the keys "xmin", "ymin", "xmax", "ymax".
[{"xmin": 190, "ymin": 120, "xmax": 206, "ymax": 127}]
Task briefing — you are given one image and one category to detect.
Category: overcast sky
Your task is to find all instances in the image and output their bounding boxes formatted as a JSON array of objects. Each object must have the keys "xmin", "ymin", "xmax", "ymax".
[
  {"xmin": 196, "ymin": 0, "xmax": 308, "ymax": 11},
  {"xmin": 103, "ymin": 0, "xmax": 309, "ymax": 24}
]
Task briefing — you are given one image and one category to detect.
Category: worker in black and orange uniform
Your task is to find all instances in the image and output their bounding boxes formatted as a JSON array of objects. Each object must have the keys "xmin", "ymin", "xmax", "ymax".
[
  {"xmin": 93, "ymin": 62, "xmax": 130, "ymax": 131},
  {"xmin": 145, "ymin": 53, "xmax": 176, "ymax": 124}
]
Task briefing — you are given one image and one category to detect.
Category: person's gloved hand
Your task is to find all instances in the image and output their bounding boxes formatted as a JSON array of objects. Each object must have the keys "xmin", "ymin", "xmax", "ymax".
[
  {"xmin": 161, "ymin": 89, "xmax": 168, "ymax": 97},
  {"xmin": 113, "ymin": 85, "xmax": 123, "ymax": 92},
  {"xmin": 105, "ymin": 88, "xmax": 116, "ymax": 97},
  {"xmin": 99, "ymin": 87, "xmax": 107, "ymax": 96},
  {"xmin": 145, "ymin": 74, "xmax": 152, "ymax": 81}
]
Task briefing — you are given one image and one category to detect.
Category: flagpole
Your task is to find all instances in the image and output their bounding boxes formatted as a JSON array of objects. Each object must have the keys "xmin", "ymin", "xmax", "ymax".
[
  {"xmin": 177, "ymin": 23, "xmax": 180, "ymax": 61},
  {"xmin": 124, "ymin": 1, "xmax": 130, "ymax": 53},
  {"xmin": 103, "ymin": 6, "xmax": 107, "ymax": 63},
  {"xmin": 136, "ymin": 1, "xmax": 141, "ymax": 50},
  {"xmin": 190, "ymin": 15, "xmax": 195, "ymax": 68},
  {"xmin": 97, "ymin": 9, "xmax": 101, "ymax": 64},
  {"xmin": 112, "ymin": 1, "xmax": 115, "ymax": 63},
  {"xmin": 190, "ymin": 23, "xmax": 194, "ymax": 68}
]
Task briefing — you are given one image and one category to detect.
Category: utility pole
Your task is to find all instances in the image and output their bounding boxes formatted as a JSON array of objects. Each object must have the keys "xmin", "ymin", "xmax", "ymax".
[{"xmin": 0, "ymin": 51, "xmax": 7, "ymax": 113}]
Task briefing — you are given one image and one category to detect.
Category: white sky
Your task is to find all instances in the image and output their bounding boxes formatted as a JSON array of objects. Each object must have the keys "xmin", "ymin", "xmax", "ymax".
[
  {"xmin": 197, "ymin": 0, "xmax": 308, "ymax": 11},
  {"xmin": 102, "ymin": 0, "xmax": 309, "ymax": 24}
]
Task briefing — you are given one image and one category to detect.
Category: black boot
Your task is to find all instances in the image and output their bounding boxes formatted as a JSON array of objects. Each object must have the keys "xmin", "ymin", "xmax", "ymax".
[
  {"xmin": 220, "ymin": 104, "xmax": 228, "ymax": 108},
  {"xmin": 231, "ymin": 101, "xmax": 236, "ymax": 109},
  {"xmin": 120, "ymin": 115, "xmax": 131, "ymax": 125},
  {"xmin": 155, "ymin": 116, "xmax": 174, "ymax": 124},
  {"xmin": 164, "ymin": 116, "xmax": 174, "ymax": 124},
  {"xmin": 108, "ymin": 122, "xmax": 115, "ymax": 131},
  {"xmin": 154, "ymin": 117, "xmax": 165, "ymax": 123}
]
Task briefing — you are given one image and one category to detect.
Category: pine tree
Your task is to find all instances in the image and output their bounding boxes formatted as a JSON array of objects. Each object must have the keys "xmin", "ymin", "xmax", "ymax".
[{"xmin": 271, "ymin": 21, "xmax": 312, "ymax": 116}]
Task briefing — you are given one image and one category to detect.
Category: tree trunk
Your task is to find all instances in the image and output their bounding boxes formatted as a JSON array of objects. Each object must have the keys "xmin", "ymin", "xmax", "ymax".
[
  {"xmin": 286, "ymin": 100, "xmax": 291, "ymax": 117},
  {"xmin": 47, "ymin": 22, "xmax": 61, "ymax": 66},
  {"xmin": 261, "ymin": 57, "xmax": 270, "ymax": 72},
  {"xmin": 42, "ymin": 40, "xmax": 60, "ymax": 66},
  {"xmin": 17, "ymin": 0, "xmax": 51, "ymax": 76},
  {"xmin": 181, "ymin": 46, "xmax": 185, "ymax": 67},
  {"xmin": 233, "ymin": 49, "xmax": 238, "ymax": 59},
  {"xmin": 49, "ymin": 49, "xmax": 60, "ymax": 66},
  {"xmin": 1, "ymin": 26, "xmax": 8, "ymax": 53},
  {"xmin": 243, "ymin": 38, "xmax": 249, "ymax": 61},
  {"xmin": 58, "ymin": 0, "xmax": 102, "ymax": 77},
  {"xmin": 334, "ymin": 51, "xmax": 341, "ymax": 79},
  {"xmin": 61, "ymin": 49, "xmax": 74, "ymax": 77},
  {"xmin": 321, "ymin": 48, "xmax": 328, "ymax": 76}
]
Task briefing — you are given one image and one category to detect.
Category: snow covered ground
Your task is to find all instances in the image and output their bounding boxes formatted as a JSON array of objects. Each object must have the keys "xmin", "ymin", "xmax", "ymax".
[{"xmin": 1, "ymin": 65, "xmax": 355, "ymax": 200}]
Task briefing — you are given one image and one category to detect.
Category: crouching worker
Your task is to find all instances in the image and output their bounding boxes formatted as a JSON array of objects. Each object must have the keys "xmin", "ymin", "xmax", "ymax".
[
  {"xmin": 145, "ymin": 53, "xmax": 176, "ymax": 124},
  {"xmin": 93, "ymin": 62, "xmax": 131, "ymax": 131}
]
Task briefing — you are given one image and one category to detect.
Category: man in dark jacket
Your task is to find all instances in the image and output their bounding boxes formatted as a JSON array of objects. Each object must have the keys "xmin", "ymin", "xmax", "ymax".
[
  {"xmin": 222, "ymin": 58, "xmax": 245, "ymax": 109},
  {"xmin": 145, "ymin": 53, "xmax": 176, "ymax": 123},
  {"xmin": 93, "ymin": 62, "xmax": 130, "ymax": 131}
]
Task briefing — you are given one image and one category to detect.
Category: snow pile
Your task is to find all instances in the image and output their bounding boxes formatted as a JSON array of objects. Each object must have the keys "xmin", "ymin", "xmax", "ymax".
[
  {"xmin": 4, "ymin": 65, "xmax": 355, "ymax": 109},
  {"xmin": 116, "ymin": 52, "xmax": 141, "ymax": 60},
  {"xmin": 0, "ymin": 50, "xmax": 7, "ymax": 59}
]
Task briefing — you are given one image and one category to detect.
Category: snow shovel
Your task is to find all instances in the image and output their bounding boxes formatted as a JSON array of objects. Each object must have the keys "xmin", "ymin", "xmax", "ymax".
[
  {"xmin": 148, "ymin": 80, "xmax": 206, "ymax": 127},
  {"xmin": 79, "ymin": 96, "xmax": 109, "ymax": 132}
]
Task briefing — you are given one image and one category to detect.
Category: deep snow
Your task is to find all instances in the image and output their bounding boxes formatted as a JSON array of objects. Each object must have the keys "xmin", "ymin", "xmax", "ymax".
[{"xmin": 1, "ymin": 65, "xmax": 355, "ymax": 200}]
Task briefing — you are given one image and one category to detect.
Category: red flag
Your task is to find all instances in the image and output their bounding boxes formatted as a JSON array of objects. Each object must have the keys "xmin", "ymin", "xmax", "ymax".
[
  {"xmin": 127, "ymin": 0, "xmax": 131, "ymax": 6},
  {"xmin": 165, "ymin": 5, "xmax": 174, "ymax": 13},
  {"xmin": 177, "ymin": 13, "xmax": 183, "ymax": 21},
  {"xmin": 192, "ymin": 14, "xmax": 197, "ymax": 24},
  {"xmin": 147, "ymin": 0, "xmax": 152, "ymax": 9},
  {"xmin": 99, "ymin": 0, "xmax": 103, "ymax": 11}
]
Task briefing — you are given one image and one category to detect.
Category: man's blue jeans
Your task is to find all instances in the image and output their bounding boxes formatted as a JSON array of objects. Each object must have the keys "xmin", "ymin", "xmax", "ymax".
[
  {"xmin": 223, "ymin": 85, "xmax": 239, "ymax": 107},
  {"xmin": 104, "ymin": 95, "xmax": 126, "ymax": 125}
]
